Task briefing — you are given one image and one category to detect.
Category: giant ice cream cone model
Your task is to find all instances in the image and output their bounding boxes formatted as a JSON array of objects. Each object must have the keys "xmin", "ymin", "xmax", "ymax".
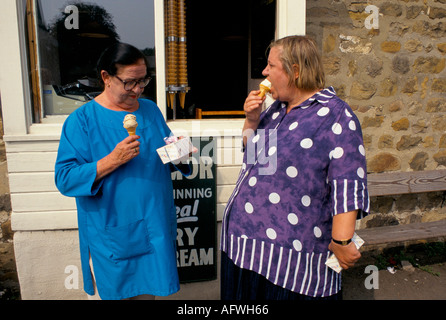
[
  {"xmin": 258, "ymin": 79, "xmax": 272, "ymax": 98},
  {"xmin": 123, "ymin": 114, "xmax": 138, "ymax": 136},
  {"xmin": 164, "ymin": 0, "xmax": 190, "ymax": 117},
  {"xmin": 166, "ymin": 0, "xmax": 179, "ymax": 109},
  {"xmin": 177, "ymin": 0, "xmax": 189, "ymax": 109}
]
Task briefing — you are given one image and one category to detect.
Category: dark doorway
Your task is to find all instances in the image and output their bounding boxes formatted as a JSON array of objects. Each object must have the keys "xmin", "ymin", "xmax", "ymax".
[
  {"xmin": 171, "ymin": 0, "xmax": 276, "ymax": 119},
  {"xmin": 185, "ymin": 0, "xmax": 250, "ymax": 115}
]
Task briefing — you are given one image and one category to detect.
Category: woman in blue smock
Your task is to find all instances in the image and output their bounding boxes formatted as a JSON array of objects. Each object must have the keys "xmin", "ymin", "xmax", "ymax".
[{"xmin": 55, "ymin": 43, "xmax": 190, "ymax": 300}]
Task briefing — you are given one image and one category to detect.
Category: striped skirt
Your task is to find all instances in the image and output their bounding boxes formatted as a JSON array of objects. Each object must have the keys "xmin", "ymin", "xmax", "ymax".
[
  {"xmin": 220, "ymin": 251, "xmax": 342, "ymax": 300},
  {"xmin": 223, "ymin": 233, "xmax": 342, "ymax": 298}
]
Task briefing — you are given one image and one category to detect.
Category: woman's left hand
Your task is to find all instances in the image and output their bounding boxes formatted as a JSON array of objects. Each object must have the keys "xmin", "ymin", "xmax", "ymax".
[
  {"xmin": 328, "ymin": 241, "xmax": 361, "ymax": 270},
  {"xmin": 170, "ymin": 136, "xmax": 198, "ymax": 164}
]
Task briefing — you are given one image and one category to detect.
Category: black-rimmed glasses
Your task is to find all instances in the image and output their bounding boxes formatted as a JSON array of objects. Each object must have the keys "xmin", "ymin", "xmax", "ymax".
[{"xmin": 115, "ymin": 75, "xmax": 152, "ymax": 91}]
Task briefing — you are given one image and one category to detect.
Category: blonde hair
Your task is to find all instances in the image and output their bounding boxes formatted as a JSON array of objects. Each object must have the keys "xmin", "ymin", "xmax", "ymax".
[{"xmin": 269, "ymin": 36, "xmax": 325, "ymax": 90}]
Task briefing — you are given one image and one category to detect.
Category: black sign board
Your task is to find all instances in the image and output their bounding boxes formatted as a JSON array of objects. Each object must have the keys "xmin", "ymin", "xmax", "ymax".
[{"xmin": 172, "ymin": 137, "xmax": 216, "ymax": 282}]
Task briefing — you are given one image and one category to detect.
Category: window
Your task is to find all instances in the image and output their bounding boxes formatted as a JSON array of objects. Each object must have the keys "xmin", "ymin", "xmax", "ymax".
[
  {"xmin": 25, "ymin": 0, "xmax": 276, "ymax": 122},
  {"xmin": 26, "ymin": 0, "xmax": 156, "ymax": 122}
]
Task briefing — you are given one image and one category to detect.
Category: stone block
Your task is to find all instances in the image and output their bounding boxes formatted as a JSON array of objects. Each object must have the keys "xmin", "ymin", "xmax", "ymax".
[
  {"xmin": 401, "ymin": 260, "xmax": 415, "ymax": 272},
  {"xmin": 368, "ymin": 152, "xmax": 401, "ymax": 173},
  {"xmin": 392, "ymin": 118, "xmax": 410, "ymax": 131},
  {"xmin": 381, "ymin": 41, "xmax": 401, "ymax": 53},
  {"xmin": 396, "ymin": 135, "xmax": 422, "ymax": 150},
  {"xmin": 413, "ymin": 57, "xmax": 445, "ymax": 74}
]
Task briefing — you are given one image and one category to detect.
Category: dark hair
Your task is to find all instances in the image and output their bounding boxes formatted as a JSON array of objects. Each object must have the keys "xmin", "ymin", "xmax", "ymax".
[{"xmin": 97, "ymin": 42, "xmax": 148, "ymax": 84}]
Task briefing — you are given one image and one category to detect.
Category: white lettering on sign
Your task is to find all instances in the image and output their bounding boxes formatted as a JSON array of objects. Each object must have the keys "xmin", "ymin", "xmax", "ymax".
[
  {"xmin": 176, "ymin": 248, "xmax": 214, "ymax": 267},
  {"xmin": 176, "ymin": 199, "xmax": 199, "ymax": 223},
  {"xmin": 171, "ymin": 156, "xmax": 214, "ymax": 180}
]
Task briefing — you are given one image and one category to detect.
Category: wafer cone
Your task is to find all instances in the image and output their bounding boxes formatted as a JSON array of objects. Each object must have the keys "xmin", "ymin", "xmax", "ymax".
[
  {"xmin": 258, "ymin": 79, "xmax": 271, "ymax": 98},
  {"xmin": 179, "ymin": 92, "xmax": 186, "ymax": 109},
  {"xmin": 168, "ymin": 92, "xmax": 176, "ymax": 109},
  {"xmin": 126, "ymin": 128, "xmax": 137, "ymax": 136},
  {"xmin": 259, "ymin": 85, "xmax": 270, "ymax": 98},
  {"xmin": 123, "ymin": 114, "xmax": 138, "ymax": 136}
]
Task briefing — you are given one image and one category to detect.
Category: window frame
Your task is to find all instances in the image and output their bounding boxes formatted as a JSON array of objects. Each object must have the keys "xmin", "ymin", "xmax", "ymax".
[{"xmin": 0, "ymin": 0, "xmax": 306, "ymax": 139}]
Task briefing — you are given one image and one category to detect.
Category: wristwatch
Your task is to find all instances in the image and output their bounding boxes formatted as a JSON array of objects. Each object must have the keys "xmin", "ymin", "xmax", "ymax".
[{"xmin": 332, "ymin": 238, "xmax": 352, "ymax": 246}]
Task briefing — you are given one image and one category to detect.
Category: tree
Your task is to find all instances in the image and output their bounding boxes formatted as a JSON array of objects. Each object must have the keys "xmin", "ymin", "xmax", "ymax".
[{"xmin": 49, "ymin": 2, "xmax": 120, "ymax": 84}]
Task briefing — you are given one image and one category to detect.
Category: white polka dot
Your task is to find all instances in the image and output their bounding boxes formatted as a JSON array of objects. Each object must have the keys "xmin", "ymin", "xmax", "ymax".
[
  {"xmin": 289, "ymin": 122, "xmax": 298, "ymax": 131},
  {"xmin": 314, "ymin": 226, "xmax": 322, "ymax": 238},
  {"xmin": 286, "ymin": 166, "xmax": 298, "ymax": 178},
  {"xmin": 332, "ymin": 123, "xmax": 342, "ymax": 135},
  {"xmin": 317, "ymin": 107, "xmax": 330, "ymax": 116},
  {"xmin": 242, "ymin": 163, "xmax": 247, "ymax": 171},
  {"xmin": 252, "ymin": 134, "xmax": 260, "ymax": 143},
  {"xmin": 268, "ymin": 146, "xmax": 277, "ymax": 156},
  {"xmin": 288, "ymin": 213, "xmax": 299, "ymax": 225},
  {"xmin": 349, "ymin": 120, "xmax": 357, "ymax": 131},
  {"xmin": 330, "ymin": 147, "xmax": 344, "ymax": 159},
  {"xmin": 300, "ymin": 138, "xmax": 313, "ymax": 149},
  {"xmin": 293, "ymin": 240, "xmax": 303, "ymax": 251},
  {"xmin": 272, "ymin": 112, "xmax": 280, "ymax": 120},
  {"xmin": 249, "ymin": 176, "xmax": 257, "ymax": 187},
  {"xmin": 266, "ymin": 228, "xmax": 277, "ymax": 240},
  {"xmin": 269, "ymin": 193, "xmax": 280, "ymax": 204},
  {"xmin": 301, "ymin": 195, "xmax": 311, "ymax": 207},
  {"xmin": 281, "ymin": 103, "xmax": 287, "ymax": 108},
  {"xmin": 245, "ymin": 202, "xmax": 254, "ymax": 214},
  {"xmin": 359, "ymin": 145, "xmax": 366, "ymax": 156},
  {"xmin": 357, "ymin": 167, "xmax": 365, "ymax": 178},
  {"xmin": 345, "ymin": 109, "xmax": 352, "ymax": 117}
]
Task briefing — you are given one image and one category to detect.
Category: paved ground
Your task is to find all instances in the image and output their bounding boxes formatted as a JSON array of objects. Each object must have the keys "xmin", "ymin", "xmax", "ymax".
[
  {"xmin": 2, "ymin": 242, "xmax": 445, "ymax": 300},
  {"xmin": 342, "ymin": 243, "xmax": 446, "ymax": 300},
  {"xmin": 343, "ymin": 262, "xmax": 446, "ymax": 300}
]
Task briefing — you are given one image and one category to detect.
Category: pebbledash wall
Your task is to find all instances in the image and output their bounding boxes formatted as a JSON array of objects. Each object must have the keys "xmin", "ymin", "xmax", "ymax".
[{"xmin": 1, "ymin": 0, "xmax": 445, "ymax": 300}]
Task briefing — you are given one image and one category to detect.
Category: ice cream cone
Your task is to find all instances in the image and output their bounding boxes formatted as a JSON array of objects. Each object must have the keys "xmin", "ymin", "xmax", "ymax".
[
  {"xmin": 258, "ymin": 79, "xmax": 271, "ymax": 98},
  {"xmin": 126, "ymin": 128, "xmax": 137, "ymax": 136},
  {"xmin": 179, "ymin": 92, "xmax": 186, "ymax": 109},
  {"xmin": 168, "ymin": 92, "xmax": 176, "ymax": 109},
  {"xmin": 123, "ymin": 114, "xmax": 138, "ymax": 136},
  {"xmin": 259, "ymin": 86, "xmax": 270, "ymax": 98}
]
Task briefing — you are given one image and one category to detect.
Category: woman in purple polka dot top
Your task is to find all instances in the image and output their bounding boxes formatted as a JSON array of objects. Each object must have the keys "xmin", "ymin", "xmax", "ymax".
[{"xmin": 221, "ymin": 36, "xmax": 370, "ymax": 300}]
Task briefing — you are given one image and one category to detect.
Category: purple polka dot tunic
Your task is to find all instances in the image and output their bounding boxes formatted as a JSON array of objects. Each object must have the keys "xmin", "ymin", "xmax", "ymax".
[{"xmin": 221, "ymin": 87, "xmax": 370, "ymax": 297}]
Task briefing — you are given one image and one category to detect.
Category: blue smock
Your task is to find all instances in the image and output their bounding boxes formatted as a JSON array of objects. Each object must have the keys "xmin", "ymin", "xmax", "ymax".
[{"xmin": 55, "ymin": 99, "xmax": 182, "ymax": 299}]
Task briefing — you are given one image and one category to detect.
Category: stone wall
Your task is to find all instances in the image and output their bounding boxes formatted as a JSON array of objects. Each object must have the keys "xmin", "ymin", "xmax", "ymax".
[
  {"xmin": 0, "ymin": 99, "xmax": 19, "ymax": 299},
  {"xmin": 306, "ymin": 0, "xmax": 446, "ymax": 227}
]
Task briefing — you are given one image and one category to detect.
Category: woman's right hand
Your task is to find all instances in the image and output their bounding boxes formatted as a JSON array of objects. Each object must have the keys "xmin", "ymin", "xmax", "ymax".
[
  {"xmin": 110, "ymin": 135, "xmax": 141, "ymax": 165},
  {"xmin": 95, "ymin": 135, "xmax": 140, "ymax": 182},
  {"xmin": 242, "ymin": 90, "xmax": 265, "ymax": 147},
  {"xmin": 244, "ymin": 90, "xmax": 265, "ymax": 124}
]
